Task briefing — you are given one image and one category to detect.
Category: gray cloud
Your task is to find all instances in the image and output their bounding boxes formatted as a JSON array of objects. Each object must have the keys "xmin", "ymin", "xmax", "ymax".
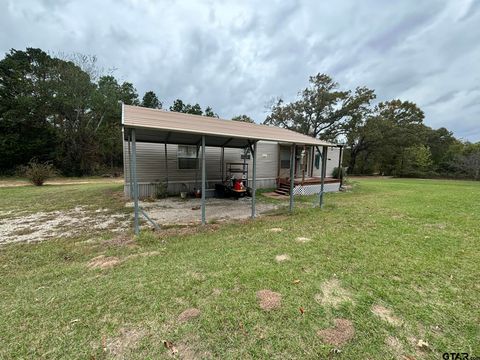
[{"xmin": 1, "ymin": 0, "xmax": 479, "ymax": 141}]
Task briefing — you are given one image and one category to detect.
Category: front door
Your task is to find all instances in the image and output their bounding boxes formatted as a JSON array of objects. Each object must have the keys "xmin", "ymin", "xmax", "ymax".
[
  {"xmin": 279, "ymin": 146, "xmax": 291, "ymax": 179},
  {"xmin": 296, "ymin": 146, "xmax": 309, "ymax": 179}
]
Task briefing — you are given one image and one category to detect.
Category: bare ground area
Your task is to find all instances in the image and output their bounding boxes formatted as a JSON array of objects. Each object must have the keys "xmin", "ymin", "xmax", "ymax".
[
  {"xmin": 1, "ymin": 196, "xmax": 282, "ymax": 245},
  {"xmin": 126, "ymin": 197, "xmax": 283, "ymax": 226},
  {"xmin": 0, "ymin": 206, "xmax": 130, "ymax": 245},
  {"xmin": 0, "ymin": 178, "xmax": 124, "ymax": 187}
]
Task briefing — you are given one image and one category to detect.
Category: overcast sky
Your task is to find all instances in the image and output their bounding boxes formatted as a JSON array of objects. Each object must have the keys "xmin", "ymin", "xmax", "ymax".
[{"xmin": 1, "ymin": 0, "xmax": 479, "ymax": 141}]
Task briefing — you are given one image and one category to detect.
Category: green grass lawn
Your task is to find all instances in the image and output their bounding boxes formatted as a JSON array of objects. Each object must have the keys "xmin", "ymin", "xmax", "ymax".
[{"xmin": 0, "ymin": 178, "xmax": 479, "ymax": 359}]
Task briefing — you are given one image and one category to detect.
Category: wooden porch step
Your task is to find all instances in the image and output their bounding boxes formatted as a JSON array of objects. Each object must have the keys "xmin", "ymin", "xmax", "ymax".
[{"xmin": 275, "ymin": 188, "xmax": 290, "ymax": 195}]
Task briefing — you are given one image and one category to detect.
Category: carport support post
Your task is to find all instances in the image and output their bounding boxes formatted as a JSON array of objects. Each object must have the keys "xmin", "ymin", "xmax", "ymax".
[
  {"xmin": 319, "ymin": 146, "xmax": 328, "ymax": 208},
  {"xmin": 131, "ymin": 128, "xmax": 140, "ymax": 235},
  {"xmin": 127, "ymin": 132, "xmax": 133, "ymax": 198},
  {"xmin": 251, "ymin": 141, "xmax": 257, "ymax": 218},
  {"xmin": 201, "ymin": 135, "xmax": 206, "ymax": 225},
  {"xmin": 289, "ymin": 144, "xmax": 296, "ymax": 212},
  {"xmin": 338, "ymin": 145, "xmax": 344, "ymax": 187}
]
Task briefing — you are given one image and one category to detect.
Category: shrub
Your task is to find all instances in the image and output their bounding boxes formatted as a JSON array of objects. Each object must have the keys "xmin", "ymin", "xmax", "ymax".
[
  {"xmin": 332, "ymin": 166, "xmax": 347, "ymax": 179},
  {"xmin": 22, "ymin": 159, "xmax": 57, "ymax": 186},
  {"xmin": 152, "ymin": 180, "xmax": 168, "ymax": 198}
]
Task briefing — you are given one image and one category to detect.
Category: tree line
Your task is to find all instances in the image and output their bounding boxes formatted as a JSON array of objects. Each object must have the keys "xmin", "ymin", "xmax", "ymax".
[
  {"xmin": 265, "ymin": 74, "xmax": 479, "ymax": 179},
  {"xmin": 0, "ymin": 48, "xmax": 219, "ymax": 176},
  {"xmin": 0, "ymin": 48, "xmax": 478, "ymax": 180}
]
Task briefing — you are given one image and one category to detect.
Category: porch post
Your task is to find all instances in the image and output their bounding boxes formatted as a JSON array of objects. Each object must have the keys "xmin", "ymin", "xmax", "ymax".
[
  {"xmin": 251, "ymin": 141, "xmax": 257, "ymax": 218},
  {"xmin": 220, "ymin": 146, "xmax": 225, "ymax": 181},
  {"xmin": 164, "ymin": 143, "xmax": 169, "ymax": 192},
  {"xmin": 319, "ymin": 146, "xmax": 328, "ymax": 208},
  {"xmin": 289, "ymin": 144, "xmax": 296, "ymax": 212},
  {"xmin": 131, "ymin": 128, "xmax": 140, "ymax": 235},
  {"xmin": 338, "ymin": 145, "xmax": 344, "ymax": 187},
  {"xmin": 127, "ymin": 132, "xmax": 133, "ymax": 198},
  {"xmin": 201, "ymin": 135, "xmax": 206, "ymax": 225}
]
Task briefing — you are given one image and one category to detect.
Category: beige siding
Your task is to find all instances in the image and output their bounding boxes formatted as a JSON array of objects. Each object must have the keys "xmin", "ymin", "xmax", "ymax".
[
  {"xmin": 311, "ymin": 147, "xmax": 340, "ymax": 177},
  {"xmin": 124, "ymin": 141, "xmax": 280, "ymax": 196},
  {"xmin": 123, "ymin": 139, "xmax": 339, "ymax": 197}
]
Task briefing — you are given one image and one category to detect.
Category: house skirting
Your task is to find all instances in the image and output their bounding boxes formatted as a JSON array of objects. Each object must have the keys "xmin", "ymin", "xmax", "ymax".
[
  {"xmin": 292, "ymin": 182, "xmax": 340, "ymax": 195},
  {"xmin": 125, "ymin": 179, "xmax": 341, "ymax": 198}
]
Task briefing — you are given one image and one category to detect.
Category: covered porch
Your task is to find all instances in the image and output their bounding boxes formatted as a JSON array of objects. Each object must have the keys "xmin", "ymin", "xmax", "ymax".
[{"xmin": 122, "ymin": 104, "xmax": 339, "ymax": 234}]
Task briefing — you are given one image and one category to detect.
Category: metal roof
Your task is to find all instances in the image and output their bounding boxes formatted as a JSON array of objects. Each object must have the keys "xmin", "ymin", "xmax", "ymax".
[{"xmin": 122, "ymin": 104, "xmax": 336, "ymax": 148}]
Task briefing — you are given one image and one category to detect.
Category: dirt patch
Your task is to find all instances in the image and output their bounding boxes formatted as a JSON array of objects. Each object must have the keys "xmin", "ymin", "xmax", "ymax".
[
  {"xmin": 269, "ymin": 227, "xmax": 283, "ymax": 232},
  {"xmin": 166, "ymin": 334, "xmax": 212, "ymax": 360},
  {"xmin": 124, "ymin": 251, "xmax": 161, "ymax": 260},
  {"xmin": 103, "ymin": 233, "xmax": 136, "ymax": 247},
  {"xmin": 317, "ymin": 318, "xmax": 355, "ymax": 347},
  {"xmin": 315, "ymin": 278, "xmax": 354, "ymax": 308},
  {"xmin": 372, "ymin": 305, "xmax": 403, "ymax": 326},
  {"xmin": 425, "ymin": 223, "xmax": 447, "ymax": 230},
  {"xmin": 275, "ymin": 254, "xmax": 290, "ymax": 262},
  {"xmin": 87, "ymin": 255, "xmax": 121, "ymax": 269},
  {"xmin": 211, "ymin": 288, "xmax": 222, "ymax": 296},
  {"xmin": 106, "ymin": 327, "xmax": 146, "ymax": 358},
  {"xmin": 128, "ymin": 197, "xmax": 281, "ymax": 226},
  {"xmin": 178, "ymin": 308, "xmax": 201, "ymax": 323},
  {"xmin": 262, "ymin": 192, "xmax": 289, "ymax": 200},
  {"xmin": 257, "ymin": 290, "xmax": 282, "ymax": 311},
  {"xmin": 0, "ymin": 206, "xmax": 130, "ymax": 245},
  {"xmin": 295, "ymin": 236, "xmax": 311, "ymax": 243},
  {"xmin": 386, "ymin": 335, "xmax": 404, "ymax": 355},
  {"xmin": 187, "ymin": 271, "xmax": 205, "ymax": 281}
]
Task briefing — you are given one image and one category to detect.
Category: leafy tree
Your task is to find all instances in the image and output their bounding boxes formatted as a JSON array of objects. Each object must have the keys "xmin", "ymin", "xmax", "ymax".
[
  {"xmin": 232, "ymin": 115, "xmax": 254, "ymax": 123},
  {"xmin": 425, "ymin": 127, "xmax": 458, "ymax": 171},
  {"xmin": 265, "ymin": 74, "xmax": 375, "ymax": 141},
  {"xmin": 169, "ymin": 99, "xmax": 216, "ymax": 116},
  {"xmin": 450, "ymin": 142, "xmax": 480, "ymax": 180},
  {"xmin": 185, "ymin": 103, "xmax": 203, "ymax": 115},
  {"xmin": 0, "ymin": 48, "xmax": 139, "ymax": 175},
  {"xmin": 169, "ymin": 99, "xmax": 186, "ymax": 113},
  {"xmin": 142, "ymin": 91, "xmax": 162, "ymax": 109},
  {"xmin": 399, "ymin": 144, "xmax": 433, "ymax": 177},
  {"xmin": 0, "ymin": 48, "xmax": 57, "ymax": 171},
  {"xmin": 91, "ymin": 75, "xmax": 139, "ymax": 174},
  {"xmin": 346, "ymin": 99, "xmax": 427, "ymax": 175},
  {"xmin": 204, "ymin": 106, "xmax": 218, "ymax": 117}
]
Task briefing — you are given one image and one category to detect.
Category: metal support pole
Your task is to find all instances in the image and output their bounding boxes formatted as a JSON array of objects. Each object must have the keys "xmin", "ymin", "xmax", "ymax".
[
  {"xmin": 251, "ymin": 141, "xmax": 257, "ymax": 218},
  {"xmin": 221, "ymin": 146, "xmax": 225, "ymax": 181},
  {"xmin": 131, "ymin": 128, "xmax": 140, "ymax": 235},
  {"xmin": 289, "ymin": 144, "xmax": 296, "ymax": 212},
  {"xmin": 338, "ymin": 145, "xmax": 344, "ymax": 187},
  {"xmin": 319, "ymin": 146, "xmax": 328, "ymax": 208},
  {"xmin": 164, "ymin": 143, "xmax": 169, "ymax": 191},
  {"xmin": 201, "ymin": 135, "xmax": 206, "ymax": 225},
  {"xmin": 127, "ymin": 132, "xmax": 133, "ymax": 198}
]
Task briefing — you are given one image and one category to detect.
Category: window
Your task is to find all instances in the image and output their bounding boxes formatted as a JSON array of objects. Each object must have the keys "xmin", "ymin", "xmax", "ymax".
[
  {"xmin": 280, "ymin": 148, "xmax": 290, "ymax": 169},
  {"xmin": 177, "ymin": 145, "xmax": 198, "ymax": 169}
]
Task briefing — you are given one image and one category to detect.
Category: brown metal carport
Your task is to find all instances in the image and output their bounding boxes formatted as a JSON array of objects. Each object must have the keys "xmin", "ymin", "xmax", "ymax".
[{"xmin": 122, "ymin": 104, "xmax": 337, "ymax": 234}]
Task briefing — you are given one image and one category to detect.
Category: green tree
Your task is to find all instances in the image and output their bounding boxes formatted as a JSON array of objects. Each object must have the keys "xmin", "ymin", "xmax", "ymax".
[
  {"xmin": 0, "ymin": 48, "xmax": 57, "ymax": 172},
  {"xmin": 169, "ymin": 99, "xmax": 217, "ymax": 117},
  {"xmin": 91, "ymin": 75, "xmax": 139, "ymax": 174},
  {"xmin": 232, "ymin": 115, "xmax": 254, "ymax": 123},
  {"xmin": 265, "ymin": 74, "xmax": 375, "ymax": 141},
  {"xmin": 450, "ymin": 142, "xmax": 480, "ymax": 180},
  {"xmin": 204, "ymin": 106, "xmax": 218, "ymax": 117},
  {"xmin": 400, "ymin": 144, "xmax": 433, "ymax": 177},
  {"xmin": 170, "ymin": 99, "xmax": 186, "ymax": 112},
  {"xmin": 142, "ymin": 91, "xmax": 162, "ymax": 109}
]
